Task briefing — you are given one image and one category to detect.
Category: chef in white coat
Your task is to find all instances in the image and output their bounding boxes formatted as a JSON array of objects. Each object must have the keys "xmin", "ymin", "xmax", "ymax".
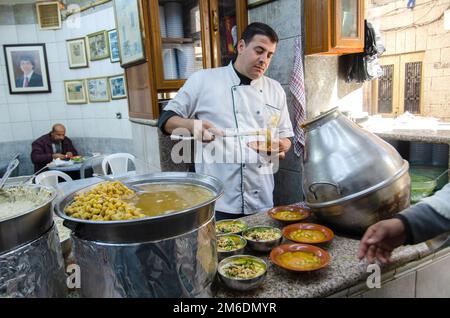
[{"xmin": 158, "ymin": 23, "xmax": 294, "ymax": 220}]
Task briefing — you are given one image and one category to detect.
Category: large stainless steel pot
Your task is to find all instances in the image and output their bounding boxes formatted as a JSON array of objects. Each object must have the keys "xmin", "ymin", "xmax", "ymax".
[
  {"xmin": 0, "ymin": 184, "xmax": 57, "ymax": 254},
  {"xmin": 54, "ymin": 172, "xmax": 224, "ymax": 297},
  {"xmin": 302, "ymin": 108, "xmax": 411, "ymax": 235},
  {"xmin": 0, "ymin": 185, "xmax": 67, "ymax": 297}
]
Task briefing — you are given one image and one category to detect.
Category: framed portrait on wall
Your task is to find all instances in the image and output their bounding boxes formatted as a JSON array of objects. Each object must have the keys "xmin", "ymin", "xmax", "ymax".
[
  {"xmin": 113, "ymin": 0, "xmax": 146, "ymax": 67},
  {"xmin": 86, "ymin": 77, "xmax": 110, "ymax": 102},
  {"xmin": 247, "ymin": 0, "xmax": 273, "ymax": 9},
  {"xmin": 108, "ymin": 29, "xmax": 120, "ymax": 63},
  {"xmin": 87, "ymin": 30, "xmax": 110, "ymax": 61},
  {"xmin": 66, "ymin": 37, "xmax": 89, "ymax": 68},
  {"xmin": 64, "ymin": 79, "xmax": 87, "ymax": 104},
  {"xmin": 108, "ymin": 74, "xmax": 127, "ymax": 99},
  {"xmin": 3, "ymin": 43, "xmax": 51, "ymax": 94}
]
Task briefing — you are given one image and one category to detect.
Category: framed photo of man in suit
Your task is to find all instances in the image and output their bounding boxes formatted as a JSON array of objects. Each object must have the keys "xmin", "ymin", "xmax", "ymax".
[{"xmin": 2, "ymin": 43, "xmax": 51, "ymax": 94}]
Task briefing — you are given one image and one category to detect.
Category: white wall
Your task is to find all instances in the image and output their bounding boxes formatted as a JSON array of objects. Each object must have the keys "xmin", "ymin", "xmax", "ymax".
[{"xmin": 0, "ymin": 5, "xmax": 132, "ymax": 143}]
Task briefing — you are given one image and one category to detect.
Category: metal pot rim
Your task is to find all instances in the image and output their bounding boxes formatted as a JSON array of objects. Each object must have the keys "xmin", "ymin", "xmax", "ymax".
[
  {"xmin": 301, "ymin": 107, "xmax": 339, "ymax": 130},
  {"xmin": 306, "ymin": 160, "xmax": 409, "ymax": 208},
  {"xmin": 54, "ymin": 172, "xmax": 224, "ymax": 225},
  {"xmin": 0, "ymin": 184, "xmax": 57, "ymax": 222}
]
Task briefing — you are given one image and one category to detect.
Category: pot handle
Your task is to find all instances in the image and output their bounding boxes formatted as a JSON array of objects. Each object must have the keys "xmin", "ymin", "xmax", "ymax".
[{"xmin": 309, "ymin": 182, "xmax": 341, "ymax": 200}]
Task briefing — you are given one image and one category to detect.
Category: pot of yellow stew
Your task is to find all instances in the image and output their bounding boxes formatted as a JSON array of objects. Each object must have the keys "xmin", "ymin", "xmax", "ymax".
[{"xmin": 54, "ymin": 172, "xmax": 224, "ymax": 298}]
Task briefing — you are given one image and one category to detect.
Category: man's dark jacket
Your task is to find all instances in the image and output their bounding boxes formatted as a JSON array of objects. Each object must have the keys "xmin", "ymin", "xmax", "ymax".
[
  {"xmin": 31, "ymin": 133, "xmax": 78, "ymax": 172},
  {"xmin": 15, "ymin": 72, "xmax": 43, "ymax": 87}
]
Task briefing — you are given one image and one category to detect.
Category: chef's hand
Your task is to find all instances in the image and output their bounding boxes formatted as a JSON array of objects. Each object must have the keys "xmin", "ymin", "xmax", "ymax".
[
  {"xmin": 192, "ymin": 119, "xmax": 223, "ymax": 143},
  {"xmin": 358, "ymin": 218, "xmax": 406, "ymax": 264},
  {"xmin": 278, "ymin": 138, "xmax": 292, "ymax": 160},
  {"xmin": 52, "ymin": 153, "xmax": 66, "ymax": 160}
]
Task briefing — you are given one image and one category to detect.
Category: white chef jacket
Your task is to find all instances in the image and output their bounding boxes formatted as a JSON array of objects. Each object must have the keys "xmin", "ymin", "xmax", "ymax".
[{"xmin": 164, "ymin": 63, "xmax": 294, "ymax": 214}]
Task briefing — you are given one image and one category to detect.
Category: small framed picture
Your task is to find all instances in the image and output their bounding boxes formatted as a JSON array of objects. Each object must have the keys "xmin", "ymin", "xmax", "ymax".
[
  {"xmin": 64, "ymin": 79, "xmax": 87, "ymax": 104},
  {"xmin": 3, "ymin": 43, "xmax": 51, "ymax": 94},
  {"xmin": 247, "ymin": 0, "xmax": 273, "ymax": 9},
  {"xmin": 86, "ymin": 77, "xmax": 110, "ymax": 102},
  {"xmin": 66, "ymin": 37, "xmax": 88, "ymax": 68},
  {"xmin": 87, "ymin": 30, "xmax": 110, "ymax": 61},
  {"xmin": 108, "ymin": 29, "xmax": 120, "ymax": 63},
  {"xmin": 108, "ymin": 74, "xmax": 127, "ymax": 99},
  {"xmin": 113, "ymin": 0, "xmax": 146, "ymax": 67}
]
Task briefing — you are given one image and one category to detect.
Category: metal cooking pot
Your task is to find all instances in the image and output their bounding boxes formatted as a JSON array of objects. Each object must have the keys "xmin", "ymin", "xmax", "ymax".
[
  {"xmin": 0, "ymin": 184, "xmax": 67, "ymax": 297},
  {"xmin": 54, "ymin": 172, "xmax": 224, "ymax": 297},
  {"xmin": 302, "ymin": 108, "xmax": 411, "ymax": 235},
  {"xmin": 0, "ymin": 184, "xmax": 57, "ymax": 254}
]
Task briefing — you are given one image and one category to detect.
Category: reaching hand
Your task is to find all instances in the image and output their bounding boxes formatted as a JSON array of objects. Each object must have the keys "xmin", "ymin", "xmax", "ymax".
[
  {"xmin": 358, "ymin": 218, "xmax": 407, "ymax": 264},
  {"xmin": 65, "ymin": 152, "xmax": 74, "ymax": 159},
  {"xmin": 52, "ymin": 153, "xmax": 65, "ymax": 160}
]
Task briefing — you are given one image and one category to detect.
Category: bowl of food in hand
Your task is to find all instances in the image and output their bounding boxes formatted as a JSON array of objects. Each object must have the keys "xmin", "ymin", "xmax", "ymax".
[
  {"xmin": 71, "ymin": 155, "xmax": 84, "ymax": 163},
  {"xmin": 270, "ymin": 243, "xmax": 330, "ymax": 272},
  {"xmin": 217, "ymin": 234, "xmax": 247, "ymax": 260},
  {"xmin": 216, "ymin": 219, "xmax": 248, "ymax": 235},
  {"xmin": 218, "ymin": 255, "xmax": 267, "ymax": 291},
  {"xmin": 282, "ymin": 223, "xmax": 334, "ymax": 245},
  {"xmin": 268, "ymin": 205, "xmax": 311, "ymax": 224},
  {"xmin": 242, "ymin": 226, "xmax": 283, "ymax": 252}
]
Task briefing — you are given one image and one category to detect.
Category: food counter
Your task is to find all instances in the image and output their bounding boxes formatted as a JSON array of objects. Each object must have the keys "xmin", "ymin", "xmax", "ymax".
[{"xmin": 53, "ymin": 180, "xmax": 449, "ymax": 298}]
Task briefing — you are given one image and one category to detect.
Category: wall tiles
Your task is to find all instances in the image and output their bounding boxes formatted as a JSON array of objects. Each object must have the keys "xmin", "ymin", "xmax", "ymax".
[
  {"xmin": 267, "ymin": 0, "xmax": 301, "ymax": 40},
  {"xmin": 0, "ymin": 25, "xmax": 18, "ymax": 45},
  {"xmin": 48, "ymin": 62, "xmax": 62, "ymax": 83},
  {"xmin": 0, "ymin": 123, "xmax": 13, "ymax": 142},
  {"xmin": 11, "ymin": 121, "xmax": 33, "ymax": 141},
  {"xmin": 25, "ymin": 92, "xmax": 48, "ymax": 103},
  {"xmin": 28, "ymin": 102, "xmax": 50, "ymax": 121},
  {"xmin": 15, "ymin": 24, "xmax": 37, "ymax": 44},
  {"xmin": 47, "ymin": 101, "xmax": 67, "ymax": 120},
  {"xmin": 65, "ymin": 119, "xmax": 85, "ymax": 138},
  {"xmin": 0, "ymin": 85, "xmax": 7, "ymax": 104},
  {"xmin": 45, "ymin": 42, "xmax": 58, "ymax": 63},
  {"xmin": 31, "ymin": 120, "xmax": 51, "ymax": 139},
  {"xmin": 47, "ymin": 82, "xmax": 65, "ymax": 102},
  {"xmin": 416, "ymin": 254, "xmax": 450, "ymax": 298},
  {"xmin": 65, "ymin": 104, "xmax": 83, "ymax": 119},
  {"xmin": 8, "ymin": 103, "xmax": 30, "ymax": 122},
  {"xmin": 0, "ymin": 105, "xmax": 10, "ymax": 123},
  {"xmin": 13, "ymin": 4, "xmax": 36, "ymax": 25},
  {"xmin": 37, "ymin": 29, "xmax": 56, "ymax": 44},
  {"xmin": 0, "ymin": 6, "xmax": 15, "ymax": 25},
  {"xmin": 6, "ymin": 92, "xmax": 28, "ymax": 105}
]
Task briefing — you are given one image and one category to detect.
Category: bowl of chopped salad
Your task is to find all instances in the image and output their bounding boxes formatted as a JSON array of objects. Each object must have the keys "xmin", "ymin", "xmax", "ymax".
[
  {"xmin": 217, "ymin": 234, "xmax": 247, "ymax": 260},
  {"xmin": 218, "ymin": 255, "xmax": 267, "ymax": 291}
]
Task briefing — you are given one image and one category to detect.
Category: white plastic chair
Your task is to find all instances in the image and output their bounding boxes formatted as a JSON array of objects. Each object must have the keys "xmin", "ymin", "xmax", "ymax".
[
  {"xmin": 35, "ymin": 171, "xmax": 73, "ymax": 188},
  {"xmin": 101, "ymin": 153, "xmax": 136, "ymax": 176}
]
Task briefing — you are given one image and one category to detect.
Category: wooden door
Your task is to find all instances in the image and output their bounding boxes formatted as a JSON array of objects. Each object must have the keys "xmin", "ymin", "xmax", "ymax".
[{"xmin": 372, "ymin": 52, "xmax": 424, "ymax": 116}]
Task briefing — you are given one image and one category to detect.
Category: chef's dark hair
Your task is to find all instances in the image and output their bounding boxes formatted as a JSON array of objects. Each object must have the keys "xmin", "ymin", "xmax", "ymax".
[
  {"xmin": 232, "ymin": 23, "xmax": 278, "ymax": 62},
  {"xmin": 241, "ymin": 22, "xmax": 279, "ymax": 44}
]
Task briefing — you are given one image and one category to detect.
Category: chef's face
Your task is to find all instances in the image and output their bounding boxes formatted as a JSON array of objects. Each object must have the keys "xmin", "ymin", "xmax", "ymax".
[{"xmin": 236, "ymin": 34, "xmax": 277, "ymax": 80}]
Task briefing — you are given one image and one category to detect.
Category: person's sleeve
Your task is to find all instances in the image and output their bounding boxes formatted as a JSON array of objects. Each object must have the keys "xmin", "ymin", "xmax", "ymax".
[
  {"xmin": 393, "ymin": 202, "xmax": 450, "ymax": 245},
  {"xmin": 420, "ymin": 183, "xmax": 450, "ymax": 220},
  {"xmin": 158, "ymin": 110, "xmax": 179, "ymax": 135},
  {"xmin": 31, "ymin": 141, "xmax": 52, "ymax": 165},
  {"xmin": 162, "ymin": 71, "xmax": 201, "ymax": 119},
  {"xmin": 276, "ymin": 84, "xmax": 294, "ymax": 139}
]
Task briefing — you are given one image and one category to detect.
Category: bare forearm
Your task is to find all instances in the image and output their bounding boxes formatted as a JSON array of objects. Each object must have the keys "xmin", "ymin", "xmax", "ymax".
[{"xmin": 164, "ymin": 116, "xmax": 195, "ymax": 134}]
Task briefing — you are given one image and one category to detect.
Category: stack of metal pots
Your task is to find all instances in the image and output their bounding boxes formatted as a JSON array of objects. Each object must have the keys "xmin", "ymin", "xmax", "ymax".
[
  {"xmin": 302, "ymin": 108, "xmax": 411, "ymax": 235},
  {"xmin": 0, "ymin": 185, "xmax": 67, "ymax": 297},
  {"xmin": 54, "ymin": 172, "xmax": 223, "ymax": 298}
]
